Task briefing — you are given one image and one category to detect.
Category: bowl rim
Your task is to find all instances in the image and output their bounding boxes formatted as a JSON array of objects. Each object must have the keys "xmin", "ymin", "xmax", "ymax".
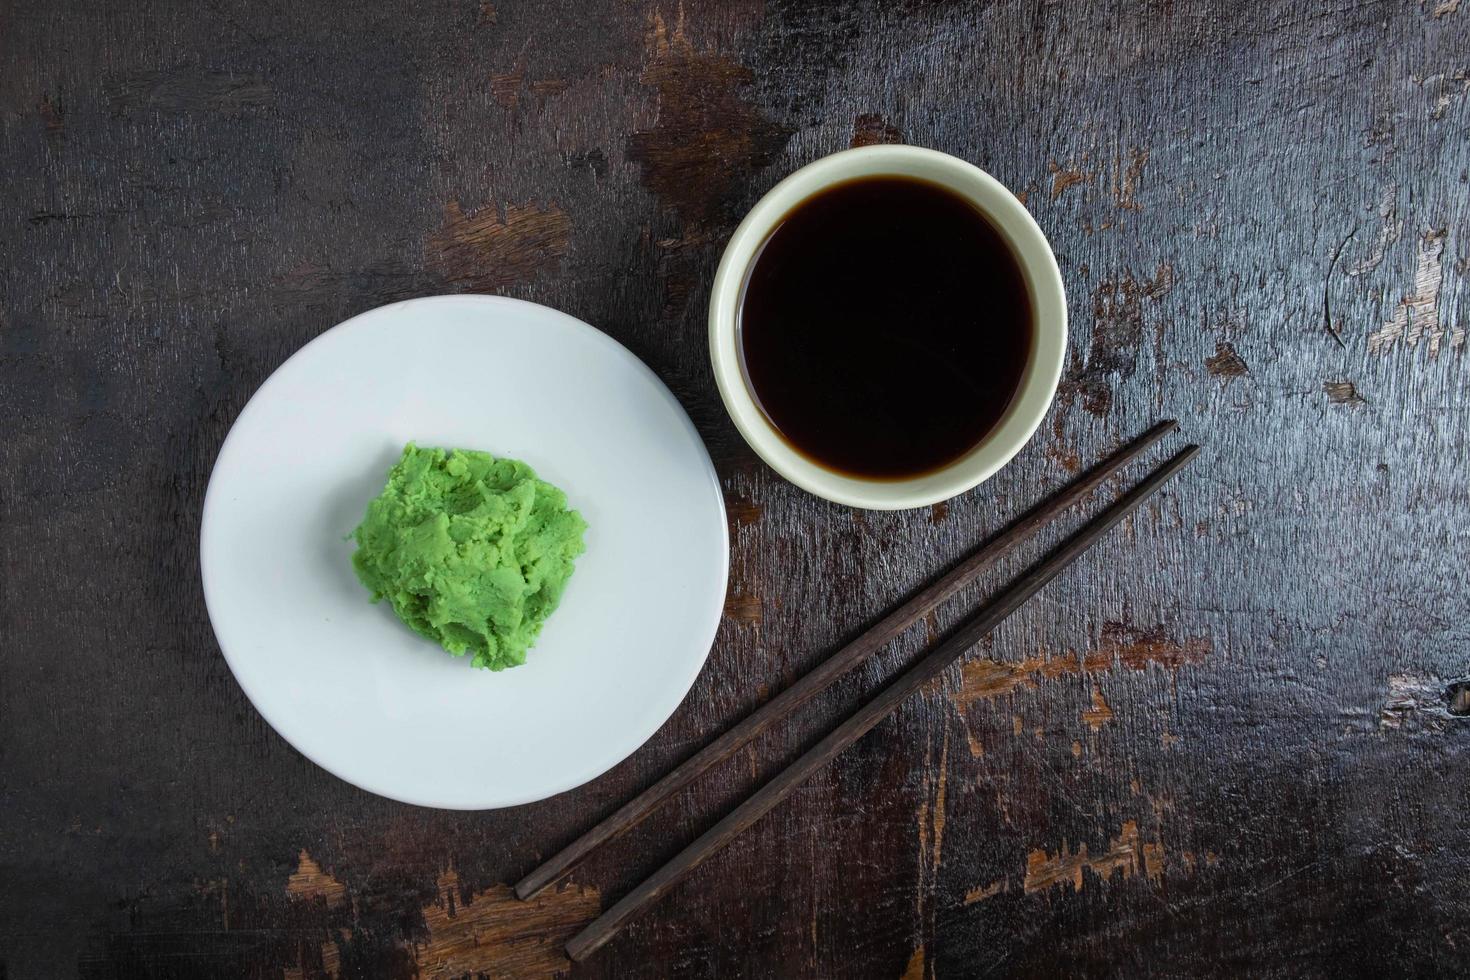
[{"xmin": 708, "ymin": 145, "xmax": 1067, "ymax": 510}]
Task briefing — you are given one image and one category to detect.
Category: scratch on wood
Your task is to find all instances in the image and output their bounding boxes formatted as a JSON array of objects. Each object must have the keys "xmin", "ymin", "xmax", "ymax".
[
  {"xmin": 1204, "ymin": 342, "xmax": 1248, "ymax": 377},
  {"xmin": 1324, "ymin": 380, "xmax": 1367, "ymax": 405},
  {"xmin": 723, "ymin": 592, "xmax": 762, "ymax": 624},
  {"xmin": 1091, "ymin": 621, "xmax": 1212, "ymax": 672},
  {"xmin": 949, "ymin": 656, "xmax": 1062, "ymax": 709},
  {"xmin": 923, "ymin": 609, "xmax": 940, "ymax": 645},
  {"xmin": 929, "ymin": 500, "xmax": 949, "ymax": 525},
  {"xmin": 1379, "ymin": 673, "xmax": 1454, "ymax": 732},
  {"xmin": 1115, "ymin": 147, "xmax": 1149, "ymax": 210},
  {"xmin": 963, "ymin": 879, "xmax": 1009, "ymax": 904},
  {"xmin": 1367, "ymin": 229, "xmax": 1459, "ymax": 356},
  {"xmin": 415, "ymin": 870, "xmax": 598, "ymax": 979},
  {"xmin": 1432, "ymin": 0, "xmax": 1460, "ymax": 16},
  {"xmin": 489, "ymin": 52, "xmax": 568, "ymax": 109},
  {"xmin": 490, "ymin": 57, "xmax": 525, "ymax": 107},
  {"xmin": 726, "ymin": 496, "xmax": 763, "ymax": 527},
  {"xmin": 1322, "ymin": 227, "xmax": 1356, "ymax": 347},
  {"xmin": 320, "ymin": 939, "xmax": 341, "ymax": 979},
  {"xmin": 1142, "ymin": 842, "xmax": 1165, "ymax": 883},
  {"xmin": 428, "ymin": 200, "xmax": 571, "ymax": 290},
  {"xmin": 530, "ymin": 79, "xmax": 569, "ymax": 98},
  {"xmin": 852, "ymin": 113, "xmax": 903, "ymax": 147},
  {"xmin": 931, "ymin": 731, "xmax": 949, "ymax": 870},
  {"xmin": 1048, "ymin": 159, "xmax": 1092, "ymax": 200},
  {"xmin": 286, "ymin": 850, "xmax": 346, "ymax": 908},
  {"xmin": 915, "ymin": 728, "xmax": 951, "ymax": 919},
  {"xmin": 1025, "ymin": 821, "xmax": 1148, "ymax": 894},
  {"xmin": 900, "ymin": 945, "xmax": 926, "ymax": 980},
  {"xmin": 1081, "ymin": 688, "xmax": 1114, "ymax": 731},
  {"xmin": 1144, "ymin": 262, "xmax": 1174, "ymax": 298},
  {"xmin": 949, "ymin": 623, "xmax": 1209, "ymax": 713}
]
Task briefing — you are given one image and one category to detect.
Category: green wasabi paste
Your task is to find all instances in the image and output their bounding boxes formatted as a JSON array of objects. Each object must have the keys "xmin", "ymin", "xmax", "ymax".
[{"xmin": 350, "ymin": 443, "xmax": 587, "ymax": 670}]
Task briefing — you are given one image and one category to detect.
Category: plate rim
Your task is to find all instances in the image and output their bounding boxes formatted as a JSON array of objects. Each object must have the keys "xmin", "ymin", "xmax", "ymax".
[{"xmin": 199, "ymin": 293, "xmax": 730, "ymax": 809}]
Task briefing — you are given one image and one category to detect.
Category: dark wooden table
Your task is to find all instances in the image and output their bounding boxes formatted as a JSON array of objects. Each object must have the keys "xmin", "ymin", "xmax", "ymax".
[{"xmin": 3, "ymin": 0, "xmax": 1468, "ymax": 976}]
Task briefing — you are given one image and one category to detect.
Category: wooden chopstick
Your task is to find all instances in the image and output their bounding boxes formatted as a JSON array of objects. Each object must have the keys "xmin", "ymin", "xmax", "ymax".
[
  {"xmin": 515, "ymin": 420, "xmax": 1179, "ymax": 902},
  {"xmin": 565, "ymin": 443, "xmax": 1199, "ymax": 960}
]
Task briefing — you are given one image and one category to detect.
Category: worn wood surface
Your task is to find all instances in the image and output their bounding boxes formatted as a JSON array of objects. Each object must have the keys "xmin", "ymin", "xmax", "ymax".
[{"xmin": 2, "ymin": 0, "xmax": 1467, "ymax": 977}]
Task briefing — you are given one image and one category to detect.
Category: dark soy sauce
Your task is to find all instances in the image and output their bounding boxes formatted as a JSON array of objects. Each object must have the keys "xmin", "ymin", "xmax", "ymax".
[{"xmin": 738, "ymin": 176, "xmax": 1033, "ymax": 480}]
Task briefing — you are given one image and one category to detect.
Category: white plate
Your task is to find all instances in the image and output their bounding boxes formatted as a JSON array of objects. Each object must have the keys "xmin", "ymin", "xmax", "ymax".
[{"xmin": 201, "ymin": 295, "xmax": 729, "ymax": 809}]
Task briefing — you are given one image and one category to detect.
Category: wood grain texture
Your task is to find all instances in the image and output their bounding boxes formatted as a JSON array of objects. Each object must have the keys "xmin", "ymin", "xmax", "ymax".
[
  {"xmin": 516, "ymin": 422, "xmax": 1179, "ymax": 902},
  {"xmin": 1, "ymin": 0, "xmax": 1467, "ymax": 977},
  {"xmin": 565, "ymin": 447, "xmax": 1198, "ymax": 960}
]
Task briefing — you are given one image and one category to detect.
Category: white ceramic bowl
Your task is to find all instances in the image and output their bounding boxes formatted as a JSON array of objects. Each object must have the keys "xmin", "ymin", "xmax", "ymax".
[{"xmin": 709, "ymin": 145, "xmax": 1067, "ymax": 510}]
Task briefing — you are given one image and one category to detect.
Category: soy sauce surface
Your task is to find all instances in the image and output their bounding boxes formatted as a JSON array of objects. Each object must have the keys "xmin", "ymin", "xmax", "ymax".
[{"xmin": 738, "ymin": 176, "xmax": 1033, "ymax": 479}]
